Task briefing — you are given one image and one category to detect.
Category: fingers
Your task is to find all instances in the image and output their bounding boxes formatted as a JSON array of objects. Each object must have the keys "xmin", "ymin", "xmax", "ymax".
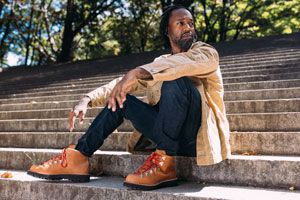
[
  {"xmin": 108, "ymin": 87, "xmax": 118, "ymax": 112},
  {"xmin": 78, "ymin": 111, "xmax": 85, "ymax": 124},
  {"xmin": 109, "ymin": 90, "xmax": 127, "ymax": 111},
  {"xmin": 116, "ymin": 92, "xmax": 123, "ymax": 109},
  {"xmin": 69, "ymin": 110, "xmax": 78, "ymax": 132},
  {"xmin": 108, "ymin": 93, "xmax": 116, "ymax": 112},
  {"xmin": 108, "ymin": 82, "xmax": 129, "ymax": 112},
  {"xmin": 119, "ymin": 91, "xmax": 127, "ymax": 108}
]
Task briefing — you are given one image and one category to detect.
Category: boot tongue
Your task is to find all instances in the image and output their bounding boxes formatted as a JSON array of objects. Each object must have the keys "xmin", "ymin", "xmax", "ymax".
[
  {"xmin": 154, "ymin": 149, "xmax": 174, "ymax": 173},
  {"xmin": 68, "ymin": 144, "xmax": 76, "ymax": 149},
  {"xmin": 155, "ymin": 149, "xmax": 167, "ymax": 156}
]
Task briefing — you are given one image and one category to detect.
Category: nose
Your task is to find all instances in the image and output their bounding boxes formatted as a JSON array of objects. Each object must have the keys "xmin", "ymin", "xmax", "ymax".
[{"xmin": 183, "ymin": 22, "xmax": 192, "ymax": 31}]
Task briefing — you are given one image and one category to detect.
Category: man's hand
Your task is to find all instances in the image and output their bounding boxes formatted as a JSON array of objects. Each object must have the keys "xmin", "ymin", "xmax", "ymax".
[
  {"xmin": 107, "ymin": 68, "xmax": 152, "ymax": 111},
  {"xmin": 69, "ymin": 96, "xmax": 91, "ymax": 132},
  {"xmin": 107, "ymin": 69, "xmax": 139, "ymax": 112}
]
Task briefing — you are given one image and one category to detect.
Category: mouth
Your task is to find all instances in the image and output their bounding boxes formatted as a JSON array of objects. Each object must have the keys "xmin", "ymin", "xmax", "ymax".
[{"xmin": 181, "ymin": 33, "xmax": 193, "ymax": 40}]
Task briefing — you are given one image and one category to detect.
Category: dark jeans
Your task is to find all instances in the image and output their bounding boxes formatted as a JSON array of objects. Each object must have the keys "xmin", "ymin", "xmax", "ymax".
[{"xmin": 75, "ymin": 77, "xmax": 202, "ymax": 157}]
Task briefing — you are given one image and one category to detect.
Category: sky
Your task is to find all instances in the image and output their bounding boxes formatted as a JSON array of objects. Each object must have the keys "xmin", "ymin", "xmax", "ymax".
[{"xmin": 6, "ymin": 52, "xmax": 24, "ymax": 67}]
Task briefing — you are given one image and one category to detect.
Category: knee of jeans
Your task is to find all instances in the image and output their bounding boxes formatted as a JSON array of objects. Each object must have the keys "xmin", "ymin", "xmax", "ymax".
[
  {"xmin": 121, "ymin": 94, "xmax": 136, "ymax": 116},
  {"xmin": 161, "ymin": 77, "xmax": 191, "ymax": 95}
]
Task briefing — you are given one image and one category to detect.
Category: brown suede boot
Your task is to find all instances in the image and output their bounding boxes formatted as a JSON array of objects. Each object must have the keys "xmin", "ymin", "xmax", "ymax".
[
  {"xmin": 27, "ymin": 145, "xmax": 90, "ymax": 182},
  {"xmin": 124, "ymin": 149, "xmax": 177, "ymax": 190}
]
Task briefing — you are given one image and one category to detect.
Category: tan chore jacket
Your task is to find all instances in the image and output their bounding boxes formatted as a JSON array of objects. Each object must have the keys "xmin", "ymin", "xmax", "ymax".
[{"xmin": 86, "ymin": 41, "xmax": 231, "ymax": 166}]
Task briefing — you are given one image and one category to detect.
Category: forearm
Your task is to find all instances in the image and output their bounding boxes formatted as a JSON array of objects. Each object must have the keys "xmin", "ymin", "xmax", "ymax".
[
  {"xmin": 81, "ymin": 96, "xmax": 91, "ymax": 106},
  {"xmin": 86, "ymin": 77, "xmax": 123, "ymax": 107},
  {"xmin": 130, "ymin": 68, "xmax": 153, "ymax": 80}
]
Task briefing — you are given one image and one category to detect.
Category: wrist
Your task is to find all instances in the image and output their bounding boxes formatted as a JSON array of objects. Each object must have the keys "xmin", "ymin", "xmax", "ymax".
[{"xmin": 81, "ymin": 96, "xmax": 91, "ymax": 104}]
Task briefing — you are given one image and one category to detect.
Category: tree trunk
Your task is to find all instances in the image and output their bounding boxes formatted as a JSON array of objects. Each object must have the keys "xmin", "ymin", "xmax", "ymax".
[
  {"xmin": 160, "ymin": 0, "xmax": 194, "ymax": 12},
  {"xmin": 57, "ymin": 0, "xmax": 75, "ymax": 62},
  {"xmin": 160, "ymin": 0, "xmax": 172, "ymax": 12},
  {"xmin": 0, "ymin": 0, "xmax": 14, "ymax": 64},
  {"xmin": 174, "ymin": 0, "xmax": 194, "ymax": 8},
  {"xmin": 219, "ymin": 0, "xmax": 227, "ymax": 41},
  {"xmin": 58, "ymin": 30, "xmax": 75, "ymax": 62},
  {"xmin": 25, "ymin": 0, "xmax": 35, "ymax": 66}
]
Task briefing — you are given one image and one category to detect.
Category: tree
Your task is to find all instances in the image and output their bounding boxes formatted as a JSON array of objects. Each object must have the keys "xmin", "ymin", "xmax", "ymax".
[
  {"xmin": 57, "ymin": 0, "xmax": 120, "ymax": 62},
  {"xmin": 0, "ymin": 0, "xmax": 14, "ymax": 66},
  {"xmin": 160, "ymin": 0, "xmax": 194, "ymax": 11},
  {"xmin": 108, "ymin": 0, "xmax": 162, "ymax": 54},
  {"xmin": 1, "ymin": 0, "xmax": 299, "ymax": 68},
  {"xmin": 7, "ymin": 0, "xmax": 121, "ymax": 65},
  {"xmin": 193, "ymin": 0, "xmax": 300, "ymax": 43}
]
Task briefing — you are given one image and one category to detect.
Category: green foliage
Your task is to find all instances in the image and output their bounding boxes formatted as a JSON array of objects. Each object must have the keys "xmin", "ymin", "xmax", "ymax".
[
  {"xmin": 106, "ymin": 0, "xmax": 163, "ymax": 54},
  {"xmin": 0, "ymin": 0, "xmax": 299, "ymax": 67},
  {"xmin": 193, "ymin": 0, "xmax": 300, "ymax": 42}
]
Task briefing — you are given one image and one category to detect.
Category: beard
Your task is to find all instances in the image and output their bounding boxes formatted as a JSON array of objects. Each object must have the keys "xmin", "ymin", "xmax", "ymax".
[{"xmin": 174, "ymin": 32, "xmax": 198, "ymax": 52}]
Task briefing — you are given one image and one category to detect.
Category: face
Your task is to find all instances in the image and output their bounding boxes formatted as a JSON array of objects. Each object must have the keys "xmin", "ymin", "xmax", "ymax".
[{"xmin": 167, "ymin": 8, "xmax": 197, "ymax": 53}]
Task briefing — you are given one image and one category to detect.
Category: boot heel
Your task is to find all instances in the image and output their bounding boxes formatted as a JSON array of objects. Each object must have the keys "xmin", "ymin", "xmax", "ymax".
[
  {"xmin": 65, "ymin": 174, "xmax": 90, "ymax": 182},
  {"xmin": 161, "ymin": 179, "xmax": 178, "ymax": 187}
]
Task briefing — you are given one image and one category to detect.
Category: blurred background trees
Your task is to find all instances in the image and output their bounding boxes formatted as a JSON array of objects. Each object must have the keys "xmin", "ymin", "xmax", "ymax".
[{"xmin": 0, "ymin": 0, "xmax": 299, "ymax": 67}]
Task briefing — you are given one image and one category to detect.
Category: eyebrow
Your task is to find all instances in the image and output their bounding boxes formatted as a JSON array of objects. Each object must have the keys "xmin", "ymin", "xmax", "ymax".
[{"xmin": 176, "ymin": 17, "xmax": 193, "ymax": 21}]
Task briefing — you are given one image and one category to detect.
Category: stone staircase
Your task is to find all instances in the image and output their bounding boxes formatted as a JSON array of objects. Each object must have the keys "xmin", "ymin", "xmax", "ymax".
[{"xmin": 0, "ymin": 33, "xmax": 300, "ymax": 199}]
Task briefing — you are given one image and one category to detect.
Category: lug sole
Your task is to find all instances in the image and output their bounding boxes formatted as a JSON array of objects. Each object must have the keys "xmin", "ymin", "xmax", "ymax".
[
  {"xmin": 27, "ymin": 170, "xmax": 90, "ymax": 182},
  {"xmin": 123, "ymin": 178, "xmax": 178, "ymax": 191}
]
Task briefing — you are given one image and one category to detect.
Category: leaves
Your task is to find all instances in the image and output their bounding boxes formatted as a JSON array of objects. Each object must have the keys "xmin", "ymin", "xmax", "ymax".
[
  {"xmin": 194, "ymin": 0, "xmax": 300, "ymax": 42},
  {"xmin": 0, "ymin": 171, "xmax": 13, "ymax": 178},
  {"xmin": 1, "ymin": 0, "xmax": 299, "ymax": 67},
  {"xmin": 241, "ymin": 151, "xmax": 258, "ymax": 156},
  {"xmin": 289, "ymin": 186, "xmax": 295, "ymax": 191}
]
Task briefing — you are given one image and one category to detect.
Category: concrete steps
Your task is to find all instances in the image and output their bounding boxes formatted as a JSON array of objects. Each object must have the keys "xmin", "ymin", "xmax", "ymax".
[
  {"xmin": 0, "ymin": 98, "xmax": 300, "ymax": 119},
  {"xmin": 2, "ymin": 97, "xmax": 299, "ymax": 112},
  {"xmin": 0, "ymin": 131, "xmax": 299, "ymax": 156},
  {"xmin": 230, "ymin": 131, "xmax": 300, "ymax": 155},
  {"xmin": 0, "ymin": 118, "xmax": 132, "ymax": 132},
  {"xmin": 221, "ymin": 61, "xmax": 299, "ymax": 72},
  {"xmin": 222, "ymin": 65, "xmax": 300, "ymax": 77},
  {"xmin": 0, "ymin": 87, "xmax": 299, "ymax": 105},
  {"xmin": 227, "ymin": 112, "xmax": 300, "ymax": 131},
  {"xmin": 225, "ymin": 98, "xmax": 300, "ymax": 113},
  {"xmin": 0, "ymin": 132, "xmax": 130, "ymax": 152},
  {"xmin": 224, "ymin": 79, "xmax": 300, "ymax": 91},
  {"xmin": 0, "ymin": 112, "xmax": 299, "ymax": 132},
  {"xmin": 0, "ymin": 64, "xmax": 299, "ymax": 98},
  {"xmin": 220, "ymin": 56, "xmax": 300, "ymax": 68},
  {"xmin": 0, "ymin": 56, "xmax": 299, "ymax": 93},
  {"xmin": 0, "ymin": 86, "xmax": 144, "ymax": 100},
  {"xmin": 0, "ymin": 148, "xmax": 299, "ymax": 189},
  {"xmin": 0, "ymin": 94, "xmax": 145, "ymax": 105},
  {"xmin": 222, "ymin": 72, "xmax": 300, "ymax": 83},
  {"xmin": 224, "ymin": 87, "xmax": 300, "ymax": 101},
  {"xmin": 1, "ymin": 170, "xmax": 299, "ymax": 200},
  {"xmin": 0, "ymin": 78, "xmax": 299, "ymax": 99},
  {"xmin": 0, "ymin": 100, "xmax": 79, "ymax": 111},
  {"xmin": 0, "ymin": 34, "xmax": 299, "ymax": 198},
  {"xmin": 0, "ymin": 99, "xmax": 299, "ymax": 120},
  {"xmin": 219, "ymin": 48, "xmax": 300, "ymax": 61},
  {"xmin": 0, "ymin": 66, "xmax": 299, "ymax": 97},
  {"xmin": 0, "ymin": 70, "xmax": 288, "ymax": 94}
]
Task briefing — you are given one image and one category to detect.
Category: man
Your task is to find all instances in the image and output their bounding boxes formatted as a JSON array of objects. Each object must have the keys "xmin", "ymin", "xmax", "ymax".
[{"xmin": 28, "ymin": 5, "xmax": 231, "ymax": 190}]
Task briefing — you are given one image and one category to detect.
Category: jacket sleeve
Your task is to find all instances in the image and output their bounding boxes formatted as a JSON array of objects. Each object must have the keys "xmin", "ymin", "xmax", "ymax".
[
  {"xmin": 138, "ymin": 42, "xmax": 219, "ymax": 82},
  {"xmin": 85, "ymin": 77, "xmax": 148, "ymax": 107},
  {"xmin": 85, "ymin": 77, "xmax": 123, "ymax": 107}
]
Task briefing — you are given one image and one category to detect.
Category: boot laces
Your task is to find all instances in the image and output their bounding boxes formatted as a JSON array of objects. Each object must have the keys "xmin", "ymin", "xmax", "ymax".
[
  {"xmin": 43, "ymin": 148, "xmax": 68, "ymax": 168},
  {"xmin": 135, "ymin": 152, "xmax": 161, "ymax": 175}
]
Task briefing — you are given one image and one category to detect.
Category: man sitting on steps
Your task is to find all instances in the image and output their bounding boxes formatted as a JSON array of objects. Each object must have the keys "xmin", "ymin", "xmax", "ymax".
[{"xmin": 27, "ymin": 5, "xmax": 231, "ymax": 190}]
